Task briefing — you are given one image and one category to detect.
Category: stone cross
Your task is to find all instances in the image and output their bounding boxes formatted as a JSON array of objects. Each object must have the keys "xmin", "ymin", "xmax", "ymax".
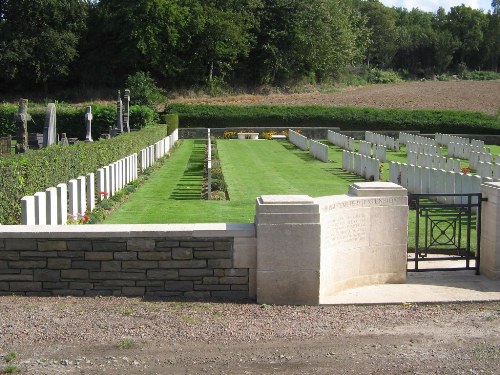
[
  {"xmin": 43, "ymin": 103, "xmax": 57, "ymax": 147},
  {"xmin": 14, "ymin": 98, "xmax": 31, "ymax": 154},
  {"xmin": 84, "ymin": 106, "xmax": 93, "ymax": 142},
  {"xmin": 123, "ymin": 89, "xmax": 130, "ymax": 133},
  {"xmin": 116, "ymin": 90, "xmax": 123, "ymax": 134}
]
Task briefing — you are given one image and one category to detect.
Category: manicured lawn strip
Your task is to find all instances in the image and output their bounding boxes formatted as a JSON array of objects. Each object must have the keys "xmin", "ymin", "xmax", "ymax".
[{"xmin": 218, "ymin": 140, "xmax": 363, "ymax": 203}]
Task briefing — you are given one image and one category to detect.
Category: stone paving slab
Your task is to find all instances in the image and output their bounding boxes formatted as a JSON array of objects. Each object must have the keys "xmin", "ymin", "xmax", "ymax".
[{"xmin": 323, "ymin": 270, "xmax": 500, "ymax": 305}]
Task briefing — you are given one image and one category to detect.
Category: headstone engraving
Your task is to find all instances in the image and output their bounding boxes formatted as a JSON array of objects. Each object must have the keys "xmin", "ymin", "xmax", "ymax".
[
  {"xmin": 14, "ymin": 99, "xmax": 31, "ymax": 153},
  {"xmin": 43, "ymin": 103, "xmax": 57, "ymax": 147},
  {"xmin": 84, "ymin": 106, "xmax": 93, "ymax": 142}
]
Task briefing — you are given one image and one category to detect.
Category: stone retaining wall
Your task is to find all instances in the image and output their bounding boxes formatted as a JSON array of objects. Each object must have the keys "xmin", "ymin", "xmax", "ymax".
[{"xmin": 0, "ymin": 224, "xmax": 256, "ymax": 299}]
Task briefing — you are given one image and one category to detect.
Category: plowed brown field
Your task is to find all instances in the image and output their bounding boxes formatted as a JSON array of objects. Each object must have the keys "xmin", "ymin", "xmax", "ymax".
[{"xmin": 172, "ymin": 80, "xmax": 500, "ymax": 115}]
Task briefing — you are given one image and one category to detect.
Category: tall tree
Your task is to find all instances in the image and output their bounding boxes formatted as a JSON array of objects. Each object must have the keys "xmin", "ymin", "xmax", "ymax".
[
  {"xmin": 0, "ymin": 0, "xmax": 88, "ymax": 92},
  {"xmin": 250, "ymin": 0, "xmax": 368, "ymax": 85},
  {"xmin": 359, "ymin": 0, "xmax": 399, "ymax": 68}
]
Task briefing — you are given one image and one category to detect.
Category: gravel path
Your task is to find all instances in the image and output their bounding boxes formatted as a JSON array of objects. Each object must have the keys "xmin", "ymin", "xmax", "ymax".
[{"xmin": 0, "ymin": 297, "xmax": 499, "ymax": 374}]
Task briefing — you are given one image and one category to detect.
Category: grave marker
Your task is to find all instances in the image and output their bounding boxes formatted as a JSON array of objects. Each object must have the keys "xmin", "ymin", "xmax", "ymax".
[
  {"xmin": 84, "ymin": 106, "xmax": 93, "ymax": 142},
  {"xmin": 14, "ymin": 99, "xmax": 31, "ymax": 153},
  {"xmin": 43, "ymin": 103, "xmax": 57, "ymax": 147}
]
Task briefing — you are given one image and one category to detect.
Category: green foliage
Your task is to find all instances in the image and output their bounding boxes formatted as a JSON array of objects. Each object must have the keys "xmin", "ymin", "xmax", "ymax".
[
  {"xmin": 0, "ymin": 124, "xmax": 169, "ymax": 224},
  {"xmin": 116, "ymin": 338, "xmax": 135, "ymax": 349},
  {"xmin": 460, "ymin": 70, "xmax": 500, "ymax": 80},
  {"xmin": 160, "ymin": 113, "xmax": 179, "ymax": 135},
  {"xmin": 0, "ymin": 103, "xmax": 157, "ymax": 138},
  {"xmin": 366, "ymin": 69, "xmax": 402, "ymax": 84},
  {"xmin": 125, "ymin": 71, "xmax": 164, "ymax": 107},
  {"xmin": 0, "ymin": 0, "xmax": 88, "ymax": 87},
  {"xmin": 168, "ymin": 104, "xmax": 500, "ymax": 134}
]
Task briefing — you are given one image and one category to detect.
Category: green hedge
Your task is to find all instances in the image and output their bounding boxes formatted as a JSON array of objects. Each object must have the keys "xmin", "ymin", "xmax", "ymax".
[
  {"xmin": 0, "ymin": 103, "xmax": 157, "ymax": 138},
  {"xmin": 0, "ymin": 124, "xmax": 169, "ymax": 225},
  {"xmin": 160, "ymin": 113, "xmax": 179, "ymax": 135},
  {"xmin": 167, "ymin": 104, "xmax": 500, "ymax": 134}
]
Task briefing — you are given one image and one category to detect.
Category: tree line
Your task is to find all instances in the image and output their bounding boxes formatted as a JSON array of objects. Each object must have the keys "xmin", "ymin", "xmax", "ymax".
[{"xmin": 0, "ymin": 0, "xmax": 498, "ymax": 94}]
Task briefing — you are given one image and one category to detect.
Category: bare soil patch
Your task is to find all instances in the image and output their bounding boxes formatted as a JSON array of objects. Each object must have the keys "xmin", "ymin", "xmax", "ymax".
[
  {"xmin": 172, "ymin": 81, "xmax": 500, "ymax": 115},
  {"xmin": 0, "ymin": 297, "xmax": 498, "ymax": 374}
]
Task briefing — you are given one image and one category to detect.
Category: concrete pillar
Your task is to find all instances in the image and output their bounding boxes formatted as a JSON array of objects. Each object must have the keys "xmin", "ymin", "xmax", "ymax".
[
  {"xmin": 480, "ymin": 182, "xmax": 500, "ymax": 279},
  {"xmin": 255, "ymin": 195, "xmax": 321, "ymax": 305}
]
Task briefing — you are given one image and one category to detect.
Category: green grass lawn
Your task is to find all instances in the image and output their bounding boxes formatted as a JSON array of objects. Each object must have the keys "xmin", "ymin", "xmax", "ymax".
[{"xmin": 104, "ymin": 139, "xmax": 364, "ymax": 224}]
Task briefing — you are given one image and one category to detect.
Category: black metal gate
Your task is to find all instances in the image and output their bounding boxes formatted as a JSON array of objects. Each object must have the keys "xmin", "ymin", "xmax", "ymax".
[{"xmin": 408, "ymin": 193, "xmax": 483, "ymax": 274}]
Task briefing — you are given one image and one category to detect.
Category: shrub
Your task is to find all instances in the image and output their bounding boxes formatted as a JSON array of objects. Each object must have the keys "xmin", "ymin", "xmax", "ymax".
[
  {"xmin": 125, "ymin": 71, "xmax": 165, "ymax": 107},
  {"xmin": 367, "ymin": 69, "xmax": 402, "ymax": 84},
  {"xmin": 167, "ymin": 104, "xmax": 500, "ymax": 134},
  {"xmin": 0, "ymin": 124, "xmax": 169, "ymax": 224},
  {"xmin": 460, "ymin": 71, "xmax": 500, "ymax": 81}
]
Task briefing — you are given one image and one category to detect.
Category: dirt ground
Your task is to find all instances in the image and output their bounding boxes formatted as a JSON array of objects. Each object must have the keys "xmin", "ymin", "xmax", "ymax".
[
  {"xmin": 0, "ymin": 297, "xmax": 498, "ymax": 374},
  {"xmin": 172, "ymin": 80, "xmax": 500, "ymax": 115}
]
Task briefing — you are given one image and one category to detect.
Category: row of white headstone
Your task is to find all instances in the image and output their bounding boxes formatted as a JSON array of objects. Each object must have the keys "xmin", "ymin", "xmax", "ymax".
[
  {"xmin": 288, "ymin": 129, "xmax": 308, "ymax": 151},
  {"xmin": 447, "ymin": 141, "xmax": 489, "ymax": 160},
  {"xmin": 342, "ymin": 150, "xmax": 381, "ymax": 181},
  {"xmin": 309, "ymin": 139, "xmax": 329, "ymax": 162},
  {"xmin": 21, "ymin": 130, "xmax": 178, "ymax": 225},
  {"xmin": 327, "ymin": 130, "xmax": 355, "ymax": 152},
  {"xmin": 207, "ymin": 129, "xmax": 212, "ymax": 199},
  {"xmin": 435, "ymin": 133, "xmax": 485, "ymax": 148},
  {"xmin": 477, "ymin": 160, "xmax": 500, "ymax": 180},
  {"xmin": 399, "ymin": 132, "xmax": 436, "ymax": 146},
  {"xmin": 358, "ymin": 140, "xmax": 387, "ymax": 162},
  {"xmin": 365, "ymin": 131, "xmax": 399, "ymax": 151},
  {"xmin": 470, "ymin": 151, "xmax": 498, "ymax": 170},
  {"xmin": 388, "ymin": 162, "xmax": 489, "ymax": 202},
  {"xmin": 406, "ymin": 141, "xmax": 443, "ymax": 156},
  {"xmin": 288, "ymin": 129, "xmax": 329, "ymax": 162},
  {"xmin": 408, "ymin": 151, "xmax": 461, "ymax": 173}
]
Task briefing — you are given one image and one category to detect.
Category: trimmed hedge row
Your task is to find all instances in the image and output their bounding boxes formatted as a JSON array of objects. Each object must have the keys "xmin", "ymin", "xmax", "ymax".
[
  {"xmin": 0, "ymin": 103, "xmax": 157, "ymax": 138},
  {"xmin": 167, "ymin": 104, "xmax": 500, "ymax": 134},
  {"xmin": 0, "ymin": 124, "xmax": 169, "ymax": 225}
]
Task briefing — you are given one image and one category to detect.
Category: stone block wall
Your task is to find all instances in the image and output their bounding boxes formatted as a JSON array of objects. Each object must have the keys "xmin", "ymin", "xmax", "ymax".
[{"xmin": 0, "ymin": 224, "xmax": 256, "ymax": 299}]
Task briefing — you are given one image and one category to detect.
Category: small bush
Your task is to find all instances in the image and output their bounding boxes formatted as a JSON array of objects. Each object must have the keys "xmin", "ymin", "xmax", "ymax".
[
  {"xmin": 460, "ymin": 71, "xmax": 500, "ymax": 81},
  {"xmin": 125, "ymin": 71, "xmax": 165, "ymax": 108},
  {"xmin": 367, "ymin": 69, "xmax": 402, "ymax": 84}
]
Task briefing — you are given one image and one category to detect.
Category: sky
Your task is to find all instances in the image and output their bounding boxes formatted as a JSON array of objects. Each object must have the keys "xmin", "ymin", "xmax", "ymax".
[{"xmin": 379, "ymin": 0, "xmax": 493, "ymax": 13}]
